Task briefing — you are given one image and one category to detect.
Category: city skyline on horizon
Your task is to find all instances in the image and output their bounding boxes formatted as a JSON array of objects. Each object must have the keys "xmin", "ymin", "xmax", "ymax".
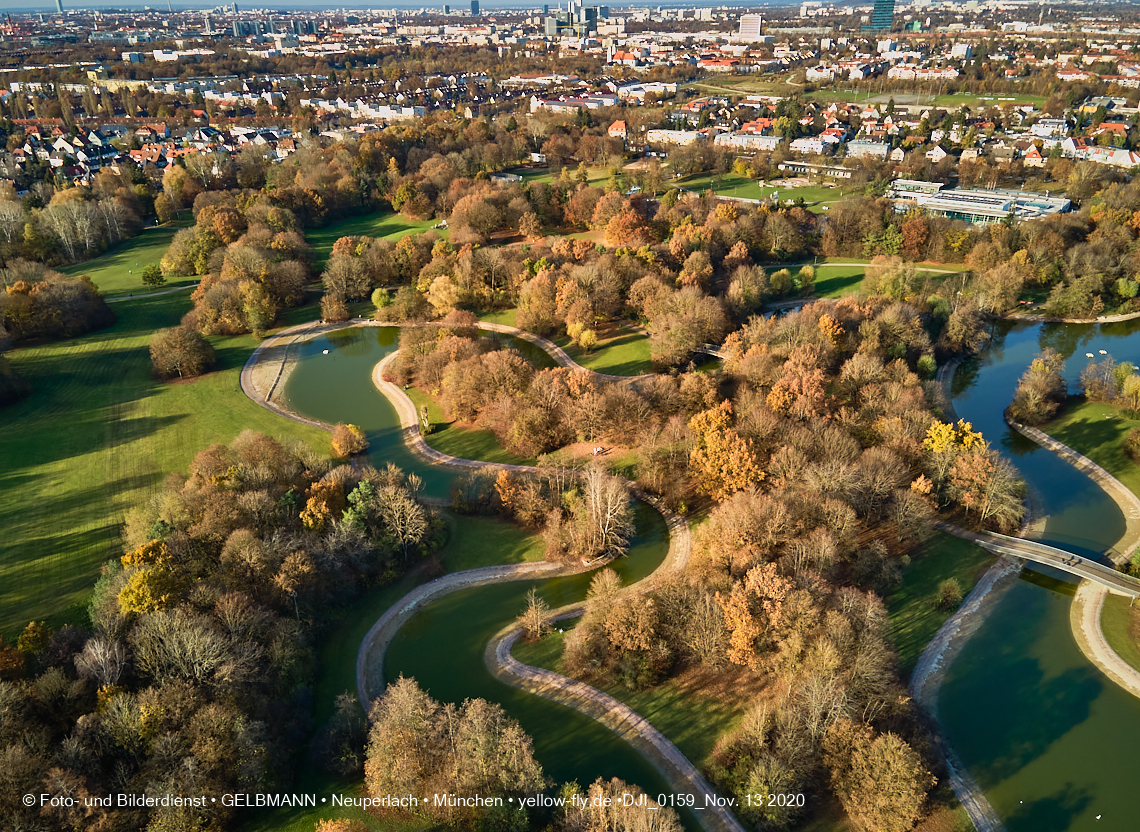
[{"xmin": 0, "ymin": 0, "xmax": 787, "ymax": 12}]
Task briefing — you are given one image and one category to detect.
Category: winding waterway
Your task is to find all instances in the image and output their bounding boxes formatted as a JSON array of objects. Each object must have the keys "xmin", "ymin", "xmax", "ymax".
[
  {"xmin": 941, "ymin": 318, "xmax": 1140, "ymax": 832},
  {"xmin": 280, "ymin": 318, "xmax": 1140, "ymax": 832},
  {"xmin": 281, "ymin": 327, "xmax": 683, "ymax": 807}
]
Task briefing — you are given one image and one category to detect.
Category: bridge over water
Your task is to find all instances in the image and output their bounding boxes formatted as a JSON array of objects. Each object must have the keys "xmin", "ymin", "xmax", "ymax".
[{"xmin": 938, "ymin": 522, "xmax": 1140, "ymax": 600}]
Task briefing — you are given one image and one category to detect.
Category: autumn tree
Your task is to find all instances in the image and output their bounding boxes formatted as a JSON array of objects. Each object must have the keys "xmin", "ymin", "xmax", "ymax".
[
  {"xmin": 823, "ymin": 719, "xmax": 935, "ymax": 832},
  {"xmin": 331, "ymin": 423, "xmax": 368, "ymax": 457},
  {"xmin": 717, "ymin": 562, "xmax": 794, "ymax": 668},
  {"xmin": 555, "ymin": 778, "xmax": 682, "ymax": 832},
  {"xmin": 519, "ymin": 210, "xmax": 543, "ymax": 239},
  {"xmin": 17, "ymin": 621, "xmax": 52, "ymax": 654},
  {"xmin": 1009, "ymin": 348, "xmax": 1066, "ymax": 425},
  {"xmin": 149, "ymin": 325, "xmax": 216, "ymax": 379},
  {"xmin": 688, "ymin": 401, "xmax": 763, "ymax": 501},
  {"xmin": 518, "ymin": 587, "xmax": 553, "ymax": 641},
  {"xmin": 516, "ymin": 271, "xmax": 558, "ymax": 335},
  {"xmin": 365, "ymin": 677, "xmax": 545, "ymax": 824},
  {"xmin": 377, "ymin": 486, "xmax": 429, "ymax": 561}
]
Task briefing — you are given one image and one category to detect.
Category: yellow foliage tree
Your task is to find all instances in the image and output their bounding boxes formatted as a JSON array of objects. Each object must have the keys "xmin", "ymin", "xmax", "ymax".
[
  {"xmin": 688, "ymin": 401, "xmax": 763, "ymax": 502},
  {"xmin": 121, "ymin": 539, "xmax": 167, "ymax": 568},
  {"xmin": 118, "ymin": 563, "xmax": 182, "ymax": 615},
  {"xmin": 922, "ymin": 419, "xmax": 984, "ymax": 455},
  {"xmin": 17, "ymin": 621, "xmax": 52, "ymax": 654}
]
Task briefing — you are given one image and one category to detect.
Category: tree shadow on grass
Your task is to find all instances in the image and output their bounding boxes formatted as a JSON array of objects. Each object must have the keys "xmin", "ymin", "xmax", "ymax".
[
  {"xmin": 0, "ymin": 405, "xmax": 186, "ymax": 476},
  {"xmin": 0, "ymin": 520, "xmax": 125, "ymax": 633},
  {"xmin": 211, "ymin": 343, "xmax": 259, "ymax": 373},
  {"xmin": 814, "ymin": 272, "xmax": 863, "ymax": 297}
]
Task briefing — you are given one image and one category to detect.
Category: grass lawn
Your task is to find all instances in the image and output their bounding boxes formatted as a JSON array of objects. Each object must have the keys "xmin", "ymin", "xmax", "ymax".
[
  {"xmin": 61, "ymin": 227, "xmax": 191, "ymax": 298},
  {"xmin": 477, "ymin": 307, "xmax": 518, "ymax": 327},
  {"xmin": 886, "ymin": 532, "xmax": 996, "ymax": 679},
  {"xmin": 807, "ymin": 264, "xmax": 867, "ymax": 299},
  {"xmin": 0, "ymin": 293, "xmax": 328, "ymax": 635},
  {"xmin": 306, "ymin": 210, "xmax": 441, "ymax": 269},
  {"xmin": 1043, "ymin": 400, "xmax": 1140, "ymax": 505},
  {"xmin": 405, "ymin": 384, "xmax": 534, "ymax": 466},
  {"xmin": 512, "ymin": 621, "xmax": 747, "ymax": 767},
  {"xmin": 243, "ymin": 515, "xmax": 543, "ymax": 832},
  {"xmin": 553, "ymin": 323, "xmax": 654, "ymax": 376},
  {"xmin": 1101, "ymin": 593, "xmax": 1140, "ymax": 675},
  {"xmin": 676, "ymin": 173, "xmax": 854, "ymax": 213}
]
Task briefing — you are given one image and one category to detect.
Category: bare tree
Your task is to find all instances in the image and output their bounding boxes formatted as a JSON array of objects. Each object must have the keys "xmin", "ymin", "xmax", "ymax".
[
  {"xmin": 0, "ymin": 200, "xmax": 25, "ymax": 251},
  {"xmin": 517, "ymin": 587, "xmax": 553, "ymax": 640},
  {"xmin": 377, "ymin": 486, "xmax": 428, "ymax": 561},
  {"xmin": 130, "ymin": 609, "xmax": 229, "ymax": 685},
  {"xmin": 74, "ymin": 636, "xmax": 127, "ymax": 687},
  {"xmin": 575, "ymin": 466, "xmax": 633, "ymax": 561}
]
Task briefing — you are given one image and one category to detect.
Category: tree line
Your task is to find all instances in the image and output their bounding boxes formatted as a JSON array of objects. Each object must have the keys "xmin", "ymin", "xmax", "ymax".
[
  {"xmin": 514, "ymin": 297, "xmax": 1026, "ymax": 832},
  {"xmin": 0, "ymin": 432, "xmax": 442, "ymax": 831}
]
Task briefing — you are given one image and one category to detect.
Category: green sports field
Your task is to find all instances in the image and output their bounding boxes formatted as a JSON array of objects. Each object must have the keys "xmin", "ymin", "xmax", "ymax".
[
  {"xmin": 676, "ymin": 172, "xmax": 856, "ymax": 213},
  {"xmin": 0, "ymin": 293, "xmax": 327, "ymax": 635}
]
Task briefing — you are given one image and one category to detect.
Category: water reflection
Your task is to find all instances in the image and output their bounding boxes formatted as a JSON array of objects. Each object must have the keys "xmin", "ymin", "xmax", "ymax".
[{"xmin": 942, "ymin": 315, "xmax": 1140, "ymax": 832}]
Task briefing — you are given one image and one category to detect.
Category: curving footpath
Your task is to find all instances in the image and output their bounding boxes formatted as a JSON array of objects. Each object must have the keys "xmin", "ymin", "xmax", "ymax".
[
  {"xmin": 105, "ymin": 283, "xmax": 199, "ymax": 303},
  {"xmin": 908, "ymin": 401, "xmax": 1140, "ymax": 830},
  {"xmin": 909, "ymin": 555, "xmax": 1020, "ymax": 832},
  {"xmin": 1003, "ymin": 414, "xmax": 1140, "ymax": 700},
  {"xmin": 487, "ymin": 627, "xmax": 744, "ymax": 832},
  {"xmin": 240, "ymin": 317, "xmax": 742, "ymax": 832},
  {"xmin": 367, "ymin": 347, "xmax": 746, "ymax": 832}
]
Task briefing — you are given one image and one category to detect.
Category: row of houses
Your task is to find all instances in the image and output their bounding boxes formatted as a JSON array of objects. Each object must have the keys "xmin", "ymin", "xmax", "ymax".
[{"xmin": 3, "ymin": 122, "xmax": 301, "ymax": 183}]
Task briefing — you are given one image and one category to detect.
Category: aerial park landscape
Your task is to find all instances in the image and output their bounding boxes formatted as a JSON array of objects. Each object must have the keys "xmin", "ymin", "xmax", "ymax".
[{"xmin": 13, "ymin": 1, "xmax": 1140, "ymax": 831}]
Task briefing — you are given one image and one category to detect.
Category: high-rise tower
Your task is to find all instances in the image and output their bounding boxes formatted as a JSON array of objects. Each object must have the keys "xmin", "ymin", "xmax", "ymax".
[
  {"xmin": 55, "ymin": 0, "xmax": 64, "ymax": 13},
  {"xmin": 867, "ymin": 0, "xmax": 894, "ymax": 31}
]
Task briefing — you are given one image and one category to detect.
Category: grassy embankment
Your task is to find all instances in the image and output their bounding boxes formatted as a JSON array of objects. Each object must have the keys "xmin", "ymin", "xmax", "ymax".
[
  {"xmin": 511, "ymin": 622, "xmax": 748, "ymax": 769},
  {"xmin": 552, "ymin": 323, "xmax": 654, "ymax": 376},
  {"xmin": 0, "ymin": 293, "xmax": 329, "ymax": 635},
  {"xmin": 61, "ymin": 227, "xmax": 187, "ymax": 297},
  {"xmin": 399, "ymin": 328, "xmax": 567, "ymax": 466},
  {"xmin": 244, "ymin": 516, "xmax": 545, "ymax": 832},
  {"xmin": 405, "ymin": 384, "xmax": 534, "ymax": 466},
  {"xmin": 475, "ymin": 310, "xmax": 653, "ymax": 376},
  {"xmin": 1042, "ymin": 399, "xmax": 1140, "ymax": 671},
  {"xmin": 885, "ymin": 532, "xmax": 996, "ymax": 679}
]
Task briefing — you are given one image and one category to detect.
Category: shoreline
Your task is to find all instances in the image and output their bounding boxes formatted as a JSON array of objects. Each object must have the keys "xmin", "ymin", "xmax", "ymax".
[
  {"xmin": 909, "ymin": 555, "xmax": 1021, "ymax": 832},
  {"xmin": 241, "ymin": 320, "xmax": 741, "ymax": 832},
  {"xmin": 1004, "ymin": 413, "xmax": 1140, "ymax": 696}
]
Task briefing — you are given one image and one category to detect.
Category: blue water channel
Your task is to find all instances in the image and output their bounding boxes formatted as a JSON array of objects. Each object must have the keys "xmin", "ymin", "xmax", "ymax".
[{"xmin": 940, "ymin": 318, "xmax": 1140, "ymax": 832}]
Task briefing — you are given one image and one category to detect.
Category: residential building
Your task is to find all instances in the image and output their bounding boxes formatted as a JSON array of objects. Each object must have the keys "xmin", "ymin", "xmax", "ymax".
[
  {"xmin": 846, "ymin": 139, "xmax": 889, "ymax": 159},
  {"xmin": 714, "ymin": 133, "xmax": 783, "ymax": 151},
  {"xmin": 738, "ymin": 13, "xmax": 763, "ymax": 41}
]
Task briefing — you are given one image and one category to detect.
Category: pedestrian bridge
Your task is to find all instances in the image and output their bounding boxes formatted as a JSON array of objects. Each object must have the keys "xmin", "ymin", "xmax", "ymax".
[{"xmin": 939, "ymin": 522, "xmax": 1140, "ymax": 599}]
